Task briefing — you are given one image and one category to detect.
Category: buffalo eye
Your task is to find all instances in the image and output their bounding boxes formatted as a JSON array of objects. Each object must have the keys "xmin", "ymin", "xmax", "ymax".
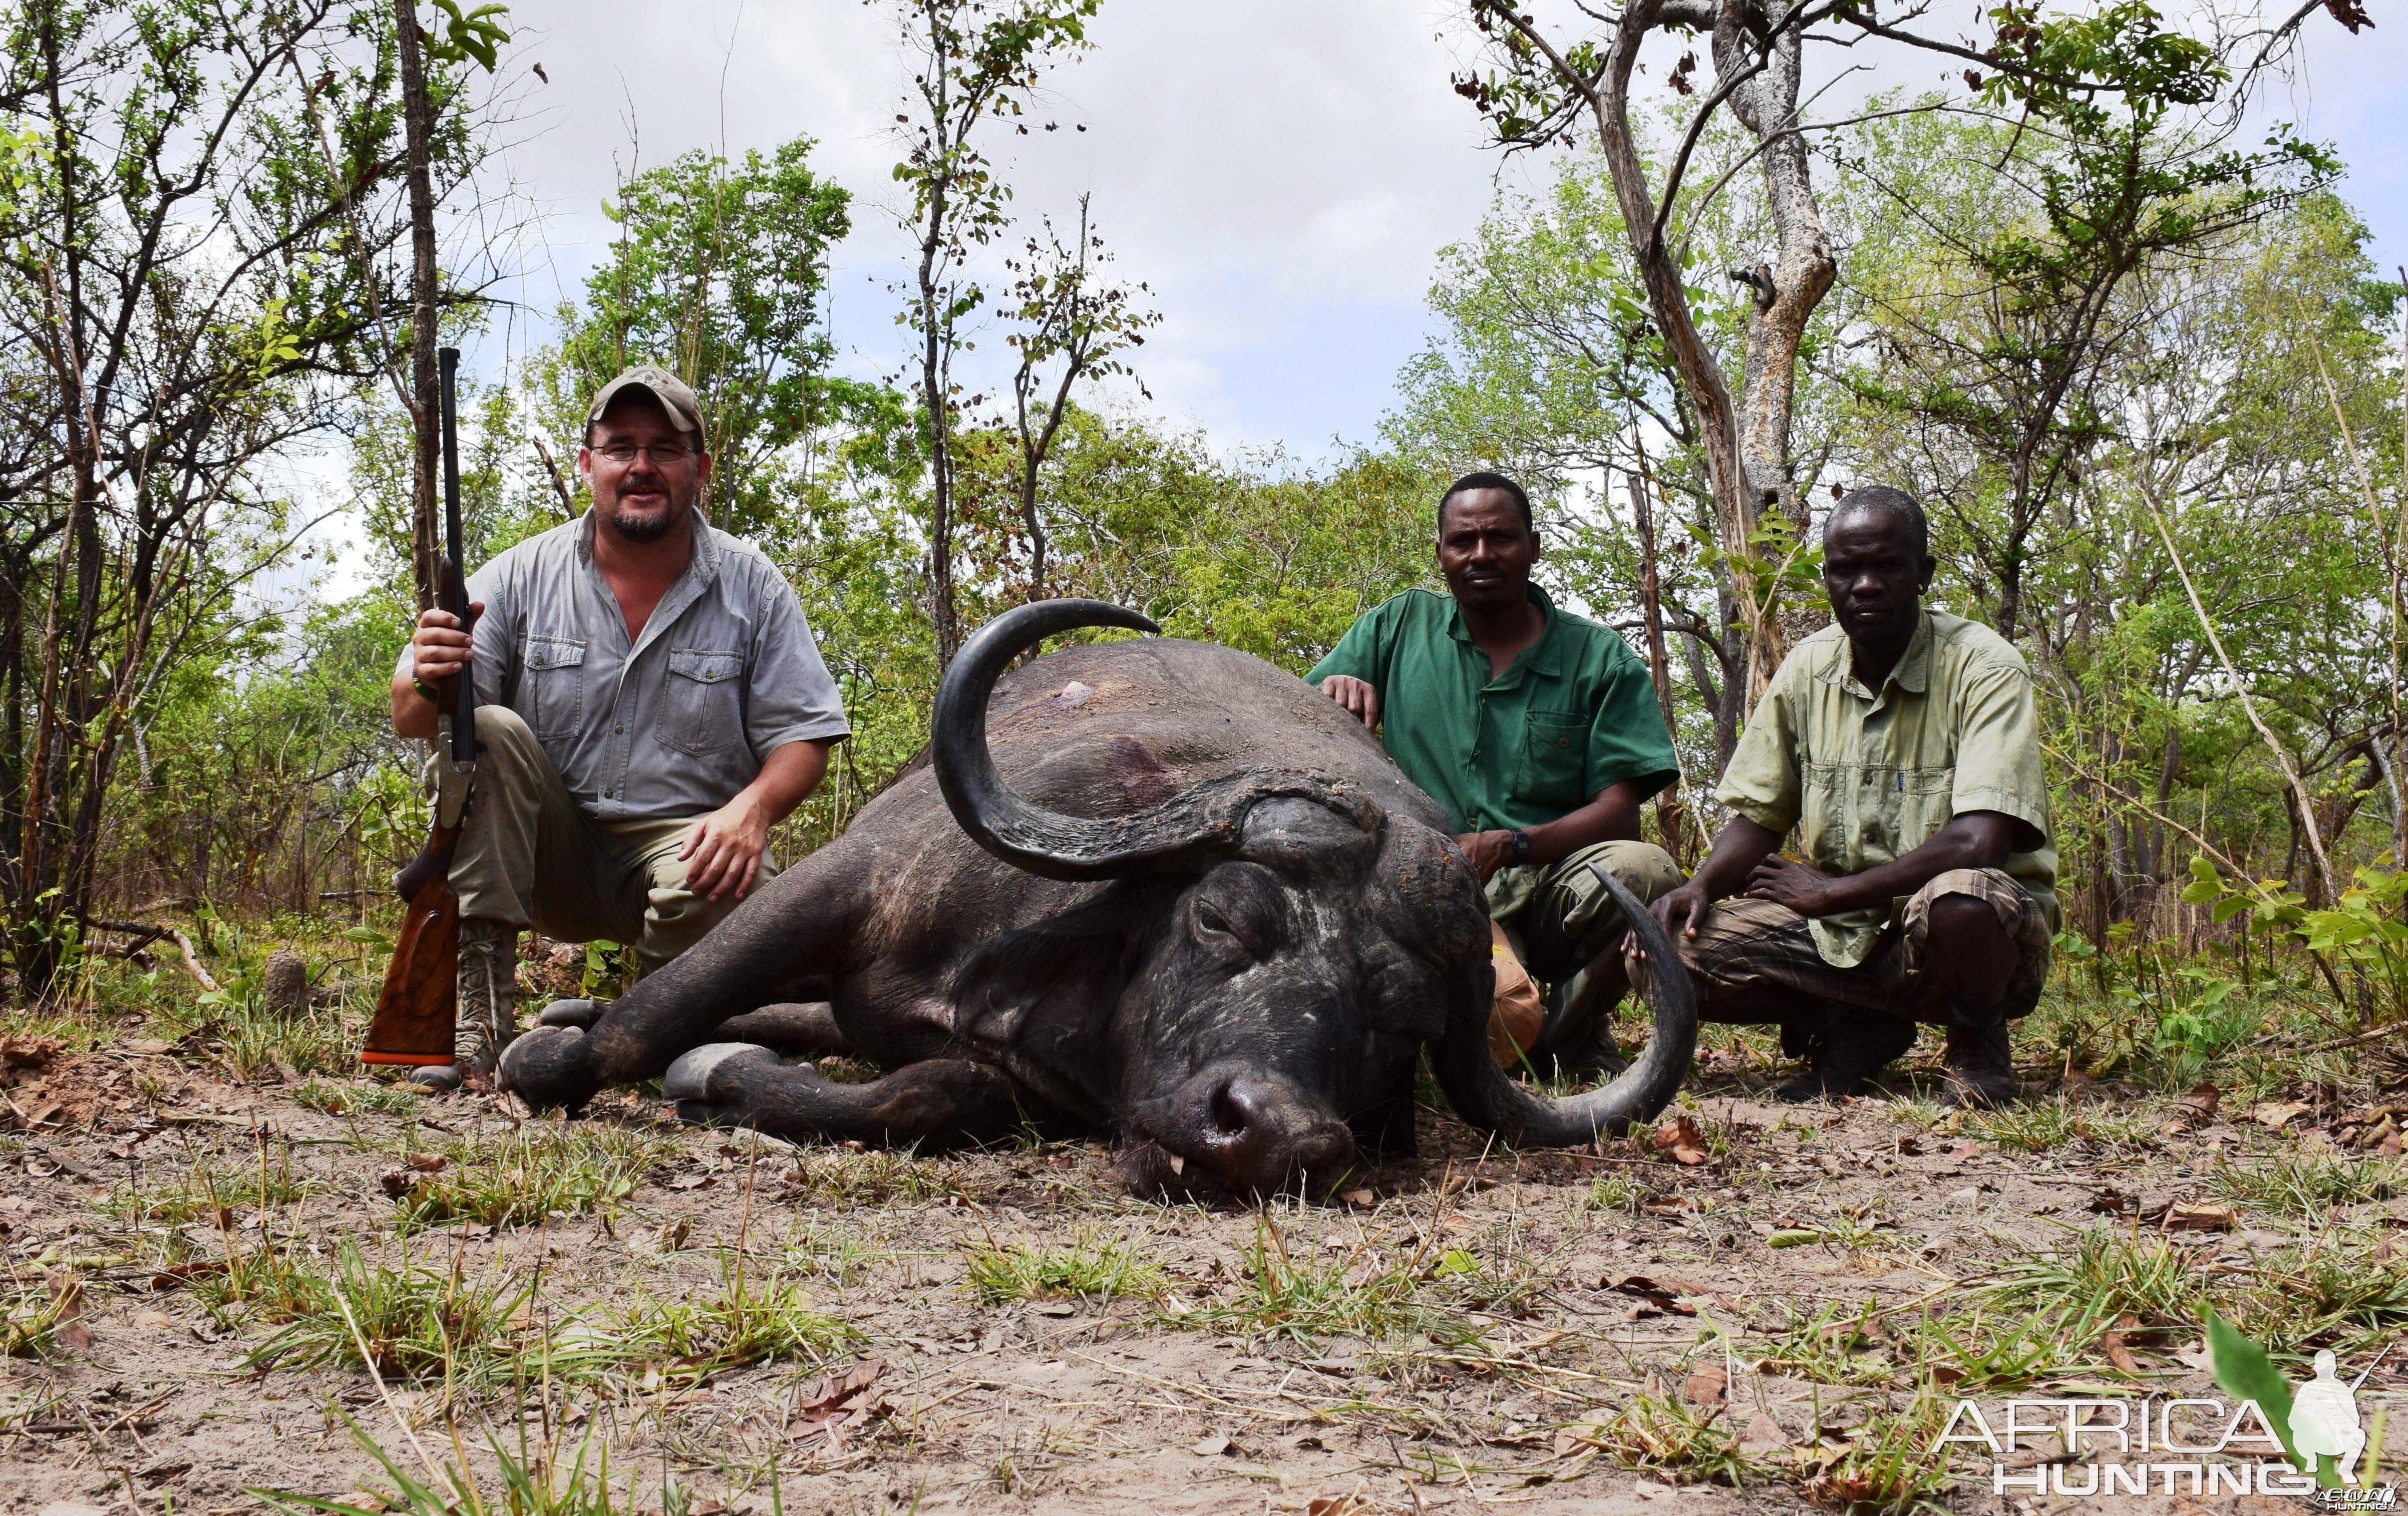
[{"xmin": 1194, "ymin": 902, "xmax": 1235, "ymax": 940}]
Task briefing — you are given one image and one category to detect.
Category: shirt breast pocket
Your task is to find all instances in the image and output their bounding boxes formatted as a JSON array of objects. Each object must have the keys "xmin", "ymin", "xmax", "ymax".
[
  {"xmin": 1898, "ymin": 765, "xmax": 1957, "ymax": 851},
  {"xmin": 659, "ymin": 647, "xmax": 744, "ymax": 755},
  {"xmin": 520, "ymin": 635, "xmax": 586, "ymax": 738},
  {"xmin": 1514, "ymin": 710, "xmax": 1590, "ymax": 810}
]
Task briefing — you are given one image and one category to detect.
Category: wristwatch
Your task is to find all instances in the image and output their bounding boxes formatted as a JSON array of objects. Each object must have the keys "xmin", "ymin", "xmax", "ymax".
[{"xmin": 1508, "ymin": 829, "xmax": 1532, "ymax": 864}]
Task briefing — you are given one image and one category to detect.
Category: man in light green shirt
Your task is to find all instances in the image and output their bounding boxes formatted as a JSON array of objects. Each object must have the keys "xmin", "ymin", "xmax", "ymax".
[
  {"xmin": 1311, "ymin": 472, "xmax": 1683, "ymax": 1073},
  {"xmin": 1645, "ymin": 487, "xmax": 2057, "ymax": 1106}
]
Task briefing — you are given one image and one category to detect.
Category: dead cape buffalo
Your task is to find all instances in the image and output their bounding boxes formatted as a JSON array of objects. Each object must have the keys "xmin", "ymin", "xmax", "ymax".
[{"xmin": 499, "ymin": 599, "xmax": 1697, "ymax": 1197}]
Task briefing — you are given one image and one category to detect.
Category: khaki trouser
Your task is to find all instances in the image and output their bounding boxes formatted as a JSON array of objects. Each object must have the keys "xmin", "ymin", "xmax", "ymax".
[
  {"xmin": 1487, "ymin": 838, "xmax": 1685, "ymax": 1061},
  {"xmin": 445, "ymin": 706, "xmax": 764, "ymax": 969},
  {"xmin": 1676, "ymin": 867, "xmax": 2051, "ymax": 1026}
]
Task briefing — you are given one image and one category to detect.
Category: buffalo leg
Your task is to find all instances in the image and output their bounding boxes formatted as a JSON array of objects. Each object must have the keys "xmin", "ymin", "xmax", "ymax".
[
  {"xmin": 662, "ymin": 1044, "xmax": 1024, "ymax": 1149},
  {"xmin": 710, "ymin": 1001, "xmax": 851, "ymax": 1056},
  {"xmin": 500, "ymin": 855, "xmax": 865, "ymax": 1113}
]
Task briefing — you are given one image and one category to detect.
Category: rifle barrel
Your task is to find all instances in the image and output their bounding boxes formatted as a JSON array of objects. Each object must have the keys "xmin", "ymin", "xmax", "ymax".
[{"xmin": 437, "ymin": 345, "xmax": 478, "ymax": 767}]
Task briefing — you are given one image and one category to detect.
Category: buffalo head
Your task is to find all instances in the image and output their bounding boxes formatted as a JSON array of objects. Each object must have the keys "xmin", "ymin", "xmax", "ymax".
[{"xmin": 932, "ymin": 600, "xmax": 1698, "ymax": 1200}]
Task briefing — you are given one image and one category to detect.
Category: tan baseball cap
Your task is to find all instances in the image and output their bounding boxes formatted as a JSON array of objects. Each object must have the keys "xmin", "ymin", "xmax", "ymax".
[{"xmin": 586, "ymin": 364, "xmax": 706, "ymax": 446}]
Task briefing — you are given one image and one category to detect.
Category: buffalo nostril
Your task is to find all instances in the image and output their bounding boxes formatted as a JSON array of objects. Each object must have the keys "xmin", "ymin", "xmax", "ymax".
[{"xmin": 1207, "ymin": 1080, "xmax": 1253, "ymax": 1140}]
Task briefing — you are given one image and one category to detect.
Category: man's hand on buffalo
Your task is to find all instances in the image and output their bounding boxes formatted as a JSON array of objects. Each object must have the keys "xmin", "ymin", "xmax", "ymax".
[{"xmin": 1318, "ymin": 674, "xmax": 1380, "ymax": 729}]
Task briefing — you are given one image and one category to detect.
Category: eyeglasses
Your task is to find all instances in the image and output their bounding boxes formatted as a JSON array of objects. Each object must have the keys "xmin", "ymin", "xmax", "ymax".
[{"xmin": 591, "ymin": 441, "xmax": 697, "ymax": 466}]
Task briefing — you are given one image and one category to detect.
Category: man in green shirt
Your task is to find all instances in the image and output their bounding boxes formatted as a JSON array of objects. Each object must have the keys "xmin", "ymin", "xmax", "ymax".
[
  {"xmin": 1644, "ymin": 488, "xmax": 2057, "ymax": 1107},
  {"xmin": 1311, "ymin": 472, "xmax": 1683, "ymax": 1072}
]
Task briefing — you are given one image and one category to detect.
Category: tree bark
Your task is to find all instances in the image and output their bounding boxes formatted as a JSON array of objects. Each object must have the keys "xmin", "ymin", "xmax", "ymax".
[
  {"xmin": 1716, "ymin": 0, "xmax": 1835, "ymax": 549},
  {"xmin": 395, "ymin": 0, "xmax": 441, "ymax": 613},
  {"xmin": 1487, "ymin": 0, "xmax": 1836, "ymax": 714},
  {"xmin": 1627, "ymin": 463, "xmax": 1688, "ymax": 859}
]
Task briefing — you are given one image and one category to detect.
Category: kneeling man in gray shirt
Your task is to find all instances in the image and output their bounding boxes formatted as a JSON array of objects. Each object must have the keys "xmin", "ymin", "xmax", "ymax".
[{"xmin": 392, "ymin": 366, "xmax": 850, "ymax": 1082}]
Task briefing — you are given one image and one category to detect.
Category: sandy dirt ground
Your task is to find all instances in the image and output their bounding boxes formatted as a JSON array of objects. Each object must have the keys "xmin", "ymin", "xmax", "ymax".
[{"xmin": 1, "ymin": 1028, "xmax": 2397, "ymax": 1516}]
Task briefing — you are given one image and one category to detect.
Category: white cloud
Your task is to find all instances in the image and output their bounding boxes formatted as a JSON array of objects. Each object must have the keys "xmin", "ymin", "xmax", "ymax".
[{"xmin": 475, "ymin": 1, "xmax": 2404, "ymax": 462}]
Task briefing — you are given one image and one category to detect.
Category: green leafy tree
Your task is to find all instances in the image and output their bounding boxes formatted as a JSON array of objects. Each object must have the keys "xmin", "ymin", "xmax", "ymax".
[
  {"xmin": 887, "ymin": 0, "xmax": 1101, "ymax": 667},
  {"xmin": 1831, "ymin": 64, "xmax": 2338, "ymax": 642},
  {"xmin": 0, "ymin": 0, "xmax": 489, "ymax": 990},
  {"xmin": 1001, "ymin": 193, "xmax": 1156, "ymax": 601},
  {"xmin": 550, "ymin": 138, "xmax": 856, "ymax": 538}
]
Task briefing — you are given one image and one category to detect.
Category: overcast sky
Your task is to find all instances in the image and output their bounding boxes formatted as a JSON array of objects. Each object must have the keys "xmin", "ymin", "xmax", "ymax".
[{"xmin": 467, "ymin": 0, "xmax": 2404, "ymax": 462}]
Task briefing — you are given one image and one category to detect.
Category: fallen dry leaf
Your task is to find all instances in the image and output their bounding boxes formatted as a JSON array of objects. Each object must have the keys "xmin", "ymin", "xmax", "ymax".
[
  {"xmin": 1895, "ymin": 1135, "xmax": 1924, "ymax": 1156},
  {"xmin": 2178, "ymin": 1082, "xmax": 2221, "ymax": 1120},
  {"xmin": 666, "ymin": 1173, "xmax": 715, "ymax": 1192},
  {"xmin": 1191, "ymin": 1432, "xmax": 1233, "ymax": 1457},
  {"xmin": 1653, "ymin": 1113, "xmax": 1709, "ymax": 1166},
  {"xmin": 1737, "ymin": 1412, "xmax": 1790, "ymax": 1455},
  {"xmin": 404, "ymin": 1152, "xmax": 445, "ymax": 1173},
  {"xmin": 2103, "ymin": 1312, "xmax": 2143, "ymax": 1374},
  {"xmin": 2163, "ymin": 1201, "xmax": 2237, "ymax": 1233},
  {"xmin": 0, "ymin": 1035, "xmax": 60, "ymax": 1071},
  {"xmin": 1680, "ymin": 1361, "xmax": 1728, "ymax": 1410},
  {"xmin": 2255, "ymin": 1099, "xmax": 2312, "ymax": 1131},
  {"xmin": 1611, "ymin": 1276, "xmax": 1699, "ymax": 1317},
  {"xmin": 1338, "ymin": 1188, "xmax": 1374, "ymax": 1207},
  {"xmin": 1946, "ymin": 1140, "xmax": 1979, "ymax": 1160},
  {"xmin": 790, "ymin": 1360, "xmax": 887, "ymax": 1449},
  {"xmin": 1307, "ymin": 1496, "xmax": 1374, "ymax": 1516}
]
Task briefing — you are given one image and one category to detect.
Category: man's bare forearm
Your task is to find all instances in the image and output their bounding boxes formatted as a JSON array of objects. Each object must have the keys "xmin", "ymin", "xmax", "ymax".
[
  {"xmin": 1691, "ymin": 817, "xmax": 1785, "ymax": 903},
  {"xmin": 392, "ymin": 667, "xmax": 438, "ymax": 741},
  {"xmin": 1522, "ymin": 778, "xmax": 1649, "ymax": 867},
  {"xmin": 739, "ymin": 738, "xmax": 832, "ymax": 828}
]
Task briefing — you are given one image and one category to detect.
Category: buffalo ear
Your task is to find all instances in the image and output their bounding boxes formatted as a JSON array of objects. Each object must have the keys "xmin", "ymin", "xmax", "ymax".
[{"xmin": 949, "ymin": 886, "xmax": 1160, "ymax": 1115}]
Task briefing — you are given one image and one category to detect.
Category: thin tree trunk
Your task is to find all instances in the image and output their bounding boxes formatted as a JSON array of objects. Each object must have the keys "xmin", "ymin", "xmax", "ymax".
[
  {"xmin": 1716, "ymin": 0, "xmax": 1835, "ymax": 545},
  {"xmin": 2147, "ymin": 496, "xmax": 2336, "ymax": 897},
  {"xmin": 396, "ymin": 0, "xmax": 441, "ymax": 612},
  {"xmin": 1627, "ymin": 462, "xmax": 1687, "ymax": 860}
]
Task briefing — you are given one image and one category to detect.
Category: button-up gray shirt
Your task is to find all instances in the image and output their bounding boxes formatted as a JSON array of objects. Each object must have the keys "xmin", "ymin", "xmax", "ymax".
[{"xmin": 451, "ymin": 510, "xmax": 849, "ymax": 822}]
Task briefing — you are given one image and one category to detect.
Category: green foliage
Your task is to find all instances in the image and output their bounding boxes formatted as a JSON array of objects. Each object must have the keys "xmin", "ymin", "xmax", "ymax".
[
  {"xmin": 0, "ymin": 0, "xmax": 493, "ymax": 983},
  {"xmin": 252, "ymin": 1411, "xmax": 661, "ymax": 1516},
  {"xmin": 556, "ymin": 137, "xmax": 858, "ymax": 538},
  {"xmin": 616, "ymin": 1254, "xmax": 857, "ymax": 1373},
  {"xmin": 2204, "ymin": 1312, "xmax": 2313, "ymax": 1482},
  {"xmin": 424, "ymin": 0, "xmax": 511, "ymax": 72}
]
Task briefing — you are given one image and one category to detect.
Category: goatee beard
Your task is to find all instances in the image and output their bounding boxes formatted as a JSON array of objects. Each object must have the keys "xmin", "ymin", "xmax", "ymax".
[{"xmin": 604, "ymin": 499, "xmax": 678, "ymax": 543}]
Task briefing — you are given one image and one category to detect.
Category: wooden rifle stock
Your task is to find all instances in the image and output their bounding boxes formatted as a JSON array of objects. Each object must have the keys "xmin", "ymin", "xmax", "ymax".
[
  {"xmin": 362, "ymin": 819, "xmax": 464, "ymax": 1065},
  {"xmin": 363, "ymin": 344, "xmax": 477, "ymax": 1067}
]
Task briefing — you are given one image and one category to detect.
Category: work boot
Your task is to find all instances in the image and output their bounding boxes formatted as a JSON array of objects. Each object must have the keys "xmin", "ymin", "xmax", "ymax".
[
  {"xmin": 1776, "ymin": 1011, "xmax": 1917, "ymax": 1103},
  {"xmin": 1941, "ymin": 1013, "xmax": 2019, "ymax": 1109},
  {"xmin": 453, "ymin": 919, "xmax": 520, "ymax": 1079}
]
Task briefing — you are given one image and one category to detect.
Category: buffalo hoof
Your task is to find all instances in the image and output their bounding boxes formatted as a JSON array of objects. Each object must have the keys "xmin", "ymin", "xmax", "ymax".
[
  {"xmin": 663, "ymin": 1042, "xmax": 786, "ymax": 1126},
  {"xmin": 496, "ymin": 1023, "xmax": 598, "ymax": 1113},
  {"xmin": 536, "ymin": 998, "xmax": 602, "ymax": 1030}
]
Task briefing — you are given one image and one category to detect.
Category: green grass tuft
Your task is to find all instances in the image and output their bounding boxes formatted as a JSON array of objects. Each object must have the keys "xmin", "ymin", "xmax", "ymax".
[
  {"xmin": 962, "ymin": 1230, "xmax": 1166, "ymax": 1305},
  {"xmin": 389, "ymin": 1122, "xmax": 678, "ymax": 1230}
]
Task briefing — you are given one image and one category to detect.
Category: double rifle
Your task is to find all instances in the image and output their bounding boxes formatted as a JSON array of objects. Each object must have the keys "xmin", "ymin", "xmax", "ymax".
[{"xmin": 362, "ymin": 345, "xmax": 480, "ymax": 1067}]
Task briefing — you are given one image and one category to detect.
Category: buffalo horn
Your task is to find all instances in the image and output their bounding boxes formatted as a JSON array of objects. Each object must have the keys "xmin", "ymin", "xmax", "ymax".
[
  {"xmin": 1431, "ymin": 868, "xmax": 1697, "ymax": 1145},
  {"xmin": 934, "ymin": 598, "xmax": 1339, "ymax": 881}
]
